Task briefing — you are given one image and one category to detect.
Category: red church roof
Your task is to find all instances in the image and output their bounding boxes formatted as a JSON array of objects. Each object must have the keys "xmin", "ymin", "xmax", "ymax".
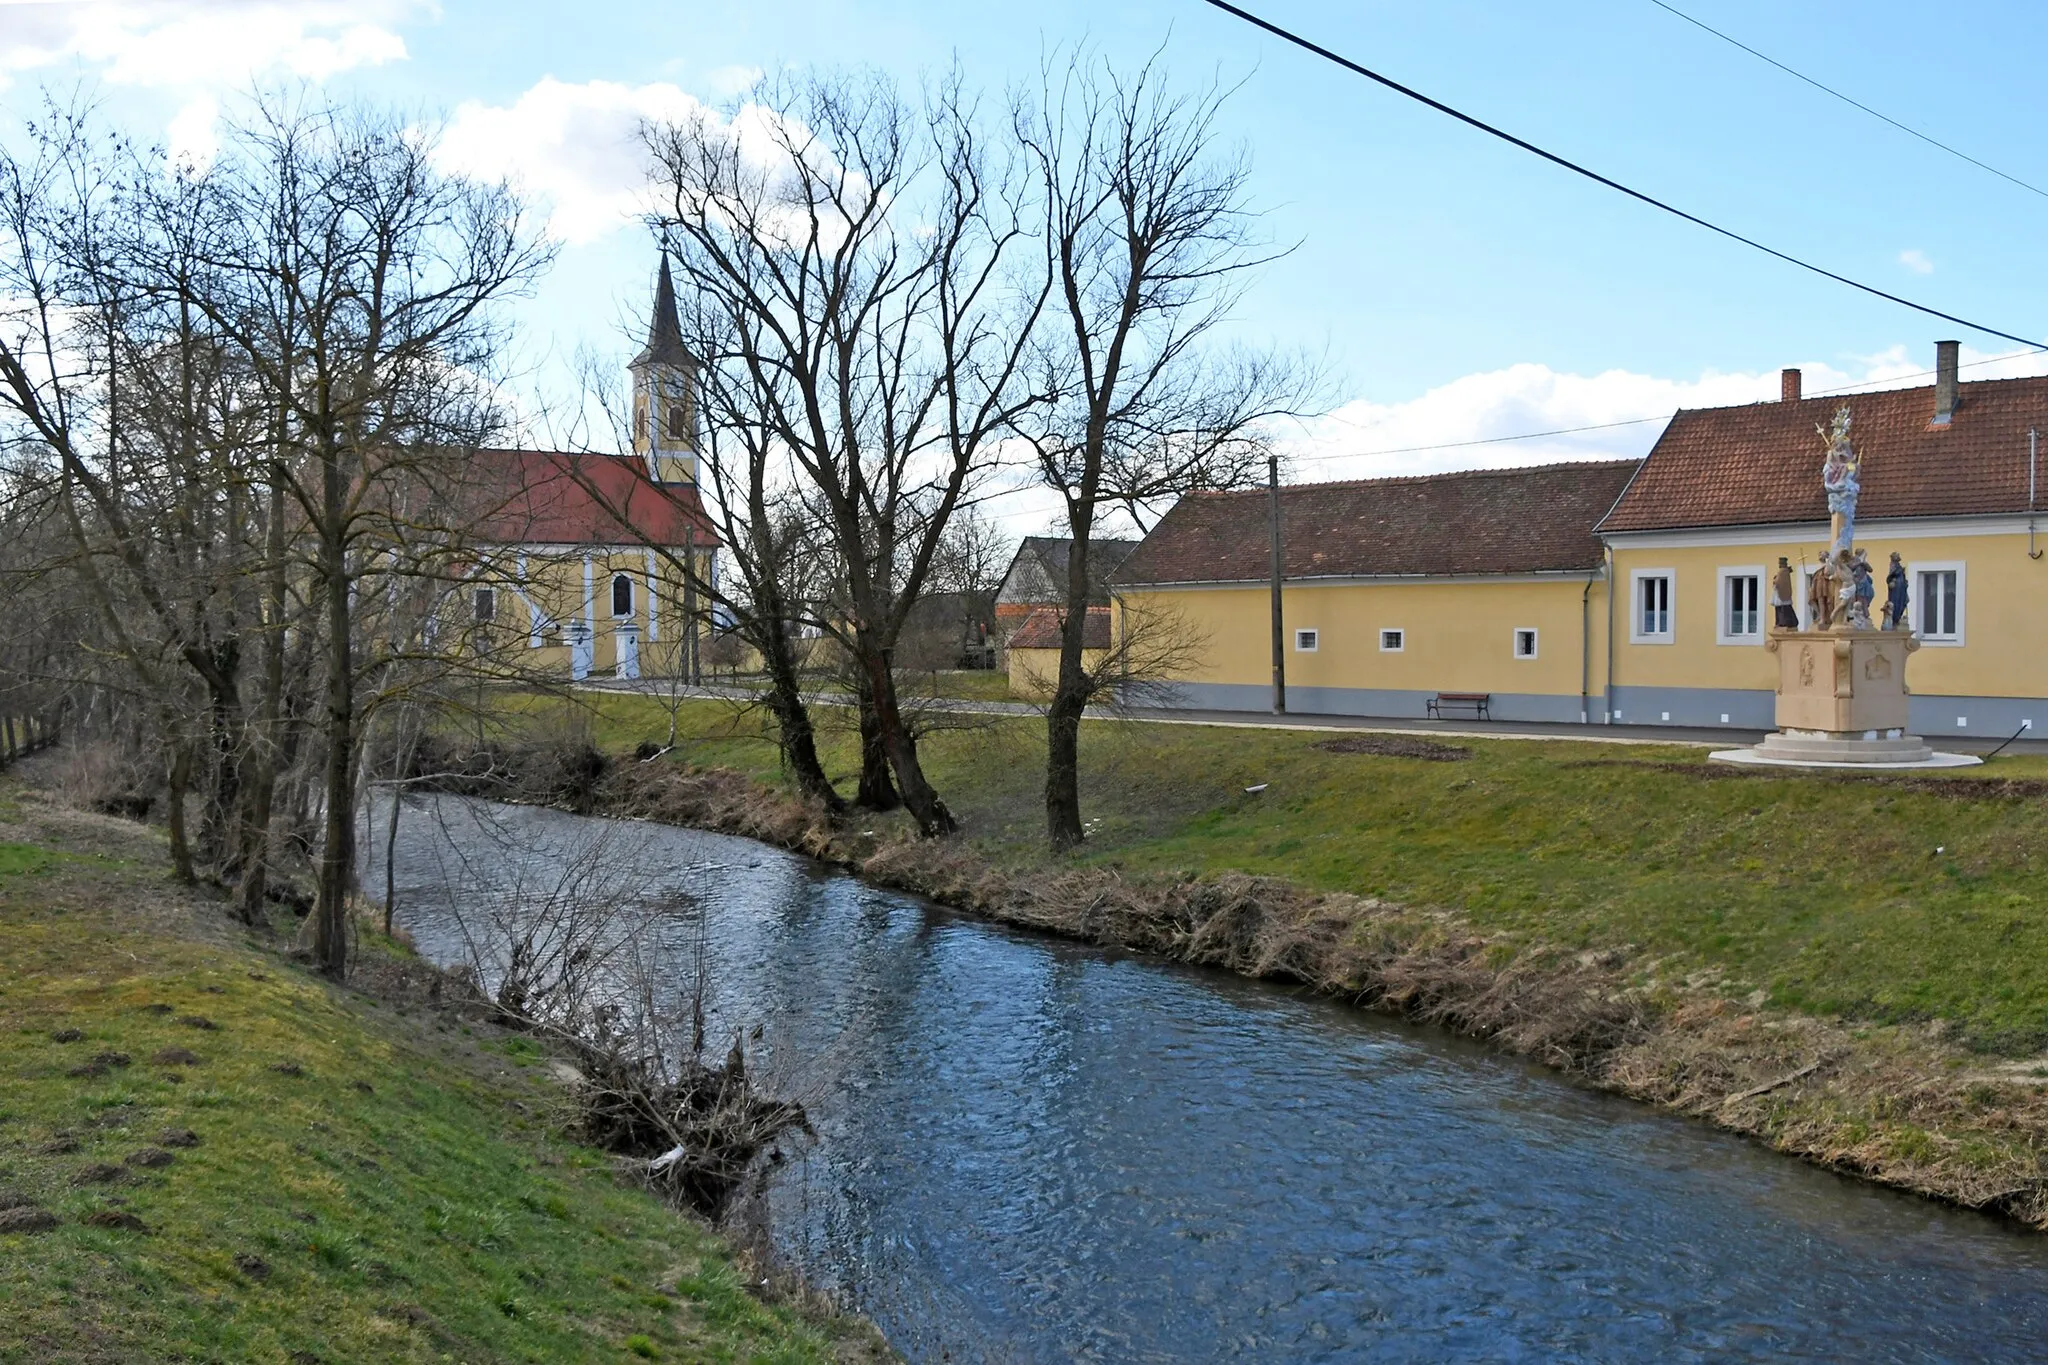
[{"xmin": 463, "ymin": 449, "xmax": 721, "ymax": 550}]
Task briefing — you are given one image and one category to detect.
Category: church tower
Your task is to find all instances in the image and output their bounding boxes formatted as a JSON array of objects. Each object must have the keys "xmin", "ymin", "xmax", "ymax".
[{"xmin": 629, "ymin": 256, "xmax": 699, "ymax": 485}]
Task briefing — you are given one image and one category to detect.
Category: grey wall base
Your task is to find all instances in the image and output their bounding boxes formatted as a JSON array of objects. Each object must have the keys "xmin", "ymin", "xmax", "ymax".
[
  {"xmin": 1146, "ymin": 681, "xmax": 2043, "ymax": 738},
  {"xmin": 1146, "ymin": 682, "xmax": 1593, "ymax": 724}
]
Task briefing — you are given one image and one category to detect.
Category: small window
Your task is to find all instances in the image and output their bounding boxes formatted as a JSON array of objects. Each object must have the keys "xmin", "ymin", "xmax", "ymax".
[
  {"xmin": 1916, "ymin": 566, "xmax": 1962, "ymax": 642},
  {"xmin": 1719, "ymin": 568, "xmax": 1763, "ymax": 643},
  {"xmin": 1294, "ymin": 628, "xmax": 1319, "ymax": 652},
  {"xmin": 1513, "ymin": 628, "xmax": 1538, "ymax": 659},
  {"xmin": 1632, "ymin": 571, "xmax": 1674, "ymax": 642},
  {"xmin": 666, "ymin": 403, "xmax": 689, "ymax": 441},
  {"xmin": 1379, "ymin": 629, "xmax": 1404, "ymax": 653},
  {"xmin": 611, "ymin": 574, "xmax": 634, "ymax": 618},
  {"xmin": 473, "ymin": 587, "xmax": 495, "ymax": 623}
]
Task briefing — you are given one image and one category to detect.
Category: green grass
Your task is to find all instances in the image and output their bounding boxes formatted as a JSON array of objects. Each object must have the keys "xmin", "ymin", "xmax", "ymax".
[
  {"xmin": 574, "ymin": 691, "xmax": 2048, "ymax": 1055},
  {"xmin": 0, "ymin": 812, "xmax": 873, "ymax": 1364}
]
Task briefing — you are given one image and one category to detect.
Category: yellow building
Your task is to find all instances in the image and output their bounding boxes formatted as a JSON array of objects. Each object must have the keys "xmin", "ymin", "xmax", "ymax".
[
  {"xmin": 1116, "ymin": 347, "xmax": 2048, "ymax": 739},
  {"xmin": 1006, "ymin": 606, "xmax": 1110, "ymax": 700},
  {"xmin": 462, "ymin": 260, "xmax": 720, "ymax": 682}
]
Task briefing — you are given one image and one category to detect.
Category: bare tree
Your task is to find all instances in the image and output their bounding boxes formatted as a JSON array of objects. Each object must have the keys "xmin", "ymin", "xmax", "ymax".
[
  {"xmin": 645, "ymin": 68, "xmax": 1049, "ymax": 837},
  {"xmin": 1012, "ymin": 54, "xmax": 1311, "ymax": 849}
]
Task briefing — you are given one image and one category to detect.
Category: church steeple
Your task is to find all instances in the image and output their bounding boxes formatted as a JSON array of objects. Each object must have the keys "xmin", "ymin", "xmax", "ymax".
[{"xmin": 630, "ymin": 256, "xmax": 698, "ymax": 485}]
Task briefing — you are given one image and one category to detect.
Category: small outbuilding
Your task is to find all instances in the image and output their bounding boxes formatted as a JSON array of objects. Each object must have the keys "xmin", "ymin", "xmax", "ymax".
[{"xmin": 1006, "ymin": 606, "xmax": 1111, "ymax": 701}]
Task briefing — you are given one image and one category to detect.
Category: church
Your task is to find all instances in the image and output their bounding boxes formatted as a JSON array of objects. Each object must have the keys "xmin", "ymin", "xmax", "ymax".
[{"xmin": 460, "ymin": 260, "xmax": 721, "ymax": 681}]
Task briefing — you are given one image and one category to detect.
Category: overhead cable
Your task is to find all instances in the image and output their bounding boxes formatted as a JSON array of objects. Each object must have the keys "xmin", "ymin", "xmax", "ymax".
[
  {"xmin": 1647, "ymin": 0, "xmax": 2048, "ymax": 202},
  {"xmin": 1197, "ymin": 0, "xmax": 2045, "ymax": 352}
]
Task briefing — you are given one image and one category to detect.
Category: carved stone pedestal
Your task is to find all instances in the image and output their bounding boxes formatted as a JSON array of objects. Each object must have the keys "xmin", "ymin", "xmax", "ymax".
[{"xmin": 1711, "ymin": 627, "xmax": 1980, "ymax": 770}]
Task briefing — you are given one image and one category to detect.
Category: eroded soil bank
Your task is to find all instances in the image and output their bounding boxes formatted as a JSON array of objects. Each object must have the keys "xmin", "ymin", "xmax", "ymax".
[{"xmin": 414, "ymin": 737, "xmax": 2048, "ymax": 1233}]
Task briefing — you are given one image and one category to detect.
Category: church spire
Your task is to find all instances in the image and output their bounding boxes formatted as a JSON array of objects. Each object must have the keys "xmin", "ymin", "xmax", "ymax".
[{"xmin": 630, "ymin": 255, "xmax": 692, "ymax": 371}]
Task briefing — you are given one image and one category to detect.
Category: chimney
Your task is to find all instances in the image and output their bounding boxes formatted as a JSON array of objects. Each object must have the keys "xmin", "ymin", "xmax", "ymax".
[
  {"xmin": 1780, "ymin": 368, "xmax": 1802, "ymax": 402},
  {"xmin": 1933, "ymin": 339, "xmax": 1959, "ymax": 425}
]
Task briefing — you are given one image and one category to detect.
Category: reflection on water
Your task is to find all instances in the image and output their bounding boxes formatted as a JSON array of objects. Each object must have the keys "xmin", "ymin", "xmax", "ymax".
[{"xmin": 370, "ymin": 794, "xmax": 2048, "ymax": 1364}]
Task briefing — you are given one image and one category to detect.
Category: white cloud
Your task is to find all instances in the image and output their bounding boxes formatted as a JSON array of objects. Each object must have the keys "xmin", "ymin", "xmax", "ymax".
[
  {"xmin": 438, "ymin": 77, "xmax": 711, "ymax": 246},
  {"xmin": 705, "ymin": 64, "xmax": 763, "ymax": 99},
  {"xmin": 164, "ymin": 93, "xmax": 218, "ymax": 172},
  {"xmin": 1898, "ymin": 248, "xmax": 1935, "ymax": 275},
  {"xmin": 0, "ymin": 1, "xmax": 422, "ymax": 92},
  {"xmin": 1281, "ymin": 344, "xmax": 2048, "ymax": 485}
]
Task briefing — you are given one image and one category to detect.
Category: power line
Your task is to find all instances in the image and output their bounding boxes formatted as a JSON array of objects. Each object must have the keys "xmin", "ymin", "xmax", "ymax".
[
  {"xmin": 1646, "ymin": 0, "xmax": 2048, "ymax": 202},
  {"xmin": 1301, "ymin": 350, "xmax": 2048, "ymax": 464},
  {"xmin": 1197, "ymin": 0, "xmax": 2046, "ymax": 352}
]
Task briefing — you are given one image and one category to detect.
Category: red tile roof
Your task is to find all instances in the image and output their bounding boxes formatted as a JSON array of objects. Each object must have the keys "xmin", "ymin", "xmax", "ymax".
[
  {"xmin": 1008, "ymin": 606, "xmax": 1110, "ymax": 650},
  {"xmin": 1600, "ymin": 375, "xmax": 2048, "ymax": 533},
  {"xmin": 1114, "ymin": 460, "xmax": 1638, "ymax": 586},
  {"xmin": 464, "ymin": 449, "xmax": 721, "ymax": 550}
]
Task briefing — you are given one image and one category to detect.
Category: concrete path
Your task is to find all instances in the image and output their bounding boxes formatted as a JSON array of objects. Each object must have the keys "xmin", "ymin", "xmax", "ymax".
[{"xmin": 579, "ymin": 679, "xmax": 2048, "ymax": 757}]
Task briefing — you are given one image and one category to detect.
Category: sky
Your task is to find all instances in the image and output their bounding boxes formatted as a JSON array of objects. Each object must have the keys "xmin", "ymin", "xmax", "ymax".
[{"xmin": 6, "ymin": 0, "xmax": 2048, "ymax": 535}]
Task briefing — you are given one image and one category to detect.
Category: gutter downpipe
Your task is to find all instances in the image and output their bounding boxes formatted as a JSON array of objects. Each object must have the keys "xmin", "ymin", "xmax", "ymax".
[
  {"xmin": 1603, "ymin": 543, "xmax": 1617, "ymax": 724},
  {"xmin": 2031, "ymin": 428, "xmax": 2043, "ymax": 560},
  {"xmin": 1580, "ymin": 566, "xmax": 1597, "ymax": 724}
]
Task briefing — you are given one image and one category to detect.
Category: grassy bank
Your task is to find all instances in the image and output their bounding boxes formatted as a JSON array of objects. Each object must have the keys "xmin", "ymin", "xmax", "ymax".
[
  {"xmin": 0, "ymin": 785, "xmax": 883, "ymax": 1364},
  {"xmin": 576, "ymin": 692, "xmax": 2048, "ymax": 1055}
]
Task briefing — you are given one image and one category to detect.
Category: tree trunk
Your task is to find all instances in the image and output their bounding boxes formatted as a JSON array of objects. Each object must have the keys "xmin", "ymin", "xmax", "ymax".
[
  {"xmin": 1044, "ymin": 511, "xmax": 1098, "ymax": 850},
  {"xmin": 312, "ymin": 483, "xmax": 353, "ymax": 979},
  {"xmin": 852, "ymin": 665, "xmax": 899, "ymax": 812},
  {"xmin": 233, "ymin": 481, "xmax": 289, "ymax": 926},
  {"xmin": 860, "ymin": 648, "xmax": 955, "ymax": 837},
  {"xmin": 760, "ymin": 632, "xmax": 842, "ymax": 811},
  {"xmin": 165, "ymin": 735, "xmax": 196, "ymax": 885}
]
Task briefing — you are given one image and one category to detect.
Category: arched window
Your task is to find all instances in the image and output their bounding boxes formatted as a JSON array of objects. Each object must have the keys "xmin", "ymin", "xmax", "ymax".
[
  {"xmin": 666, "ymin": 403, "xmax": 689, "ymax": 441},
  {"xmin": 612, "ymin": 574, "xmax": 634, "ymax": 618}
]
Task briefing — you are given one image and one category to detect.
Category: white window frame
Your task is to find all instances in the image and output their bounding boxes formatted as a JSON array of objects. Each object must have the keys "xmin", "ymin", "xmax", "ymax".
[
  {"xmin": 1911, "ymin": 560, "xmax": 1965, "ymax": 646},
  {"xmin": 1629, "ymin": 569, "xmax": 1675, "ymax": 644},
  {"xmin": 1716, "ymin": 565, "xmax": 1765, "ymax": 645},
  {"xmin": 1379, "ymin": 628, "xmax": 1405, "ymax": 653},
  {"xmin": 1512, "ymin": 627, "xmax": 1539, "ymax": 660},
  {"xmin": 1293, "ymin": 627, "xmax": 1319, "ymax": 653}
]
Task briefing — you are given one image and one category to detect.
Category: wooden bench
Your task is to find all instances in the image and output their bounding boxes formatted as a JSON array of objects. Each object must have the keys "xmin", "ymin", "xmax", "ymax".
[{"xmin": 1427, "ymin": 692, "xmax": 1491, "ymax": 721}]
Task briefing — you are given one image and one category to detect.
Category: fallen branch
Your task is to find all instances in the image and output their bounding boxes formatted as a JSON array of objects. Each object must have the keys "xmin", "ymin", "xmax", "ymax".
[{"xmin": 1724, "ymin": 1057, "xmax": 1829, "ymax": 1106}]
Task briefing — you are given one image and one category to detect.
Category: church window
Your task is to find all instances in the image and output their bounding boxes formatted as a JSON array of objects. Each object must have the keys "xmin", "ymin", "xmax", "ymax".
[
  {"xmin": 473, "ymin": 588, "xmax": 495, "ymax": 623},
  {"xmin": 667, "ymin": 403, "xmax": 690, "ymax": 441},
  {"xmin": 612, "ymin": 574, "xmax": 634, "ymax": 618}
]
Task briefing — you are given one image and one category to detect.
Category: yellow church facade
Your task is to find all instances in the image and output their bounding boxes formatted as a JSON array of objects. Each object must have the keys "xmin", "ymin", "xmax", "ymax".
[{"xmin": 1115, "ymin": 352, "xmax": 2048, "ymax": 740}]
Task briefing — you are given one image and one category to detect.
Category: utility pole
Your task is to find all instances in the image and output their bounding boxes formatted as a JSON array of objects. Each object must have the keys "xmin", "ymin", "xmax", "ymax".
[{"xmin": 1268, "ymin": 454, "xmax": 1286, "ymax": 714}]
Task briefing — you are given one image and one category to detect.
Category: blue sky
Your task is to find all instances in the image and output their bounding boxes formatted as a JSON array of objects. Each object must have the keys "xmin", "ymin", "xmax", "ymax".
[{"xmin": 7, "ymin": 0, "xmax": 2047, "ymax": 523}]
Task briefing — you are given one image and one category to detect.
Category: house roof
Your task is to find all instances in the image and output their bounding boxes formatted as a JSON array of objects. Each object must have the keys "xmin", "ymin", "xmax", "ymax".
[
  {"xmin": 1600, "ymin": 374, "xmax": 2048, "ymax": 533},
  {"xmin": 1000, "ymin": 535, "xmax": 1142, "ymax": 605},
  {"xmin": 1115, "ymin": 460, "xmax": 1639, "ymax": 586},
  {"xmin": 464, "ymin": 449, "xmax": 721, "ymax": 550},
  {"xmin": 1008, "ymin": 605, "xmax": 1110, "ymax": 650}
]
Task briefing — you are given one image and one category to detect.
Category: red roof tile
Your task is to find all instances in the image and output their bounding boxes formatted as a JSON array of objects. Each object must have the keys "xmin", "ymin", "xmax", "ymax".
[
  {"xmin": 1008, "ymin": 606, "xmax": 1110, "ymax": 650},
  {"xmin": 1600, "ymin": 375, "xmax": 2048, "ymax": 533},
  {"xmin": 1115, "ymin": 460, "xmax": 1638, "ymax": 586},
  {"xmin": 464, "ymin": 449, "xmax": 721, "ymax": 550}
]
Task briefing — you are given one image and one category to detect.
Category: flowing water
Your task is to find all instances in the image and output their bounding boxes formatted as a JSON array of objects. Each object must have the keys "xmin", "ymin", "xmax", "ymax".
[{"xmin": 369, "ymin": 794, "xmax": 2048, "ymax": 1363}]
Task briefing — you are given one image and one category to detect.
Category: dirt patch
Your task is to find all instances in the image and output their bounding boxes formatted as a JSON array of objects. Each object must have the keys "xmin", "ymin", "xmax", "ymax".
[
  {"xmin": 70, "ymin": 1163, "xmax": 122, "ymax": 1185},
  {"xmin": 234, "ymin": 1253, "xmax": 271, "ymax": 1280},
  {"xmin": 151, "ymin": 1047, "xmax": 201, "ymax": 1066},
  {"xmin": 82, "ymin": 1209, "xmax": 147, "ymax": 1232},
  {"xmin": 0, "ymin": 1206, "xmax": 59, "ymax": 1234},
  {"xmin": 49, "ymin": 1028, "xmax": 82, "ymax": 1043},
  {"xmin": 158, "ymin": 1129, "xmax": 199, "ymax": 1148},
  {"xmin": 125, "ymin": 1148, "xmax": 174, "ymax": 1169},
  {"xmin": 1312, "ymin": 735, "xmax": 1472, "ymax": 761},
  {"xmin": 177, "ymin": 1015, "xmax": 217, "ymax": 1031}
]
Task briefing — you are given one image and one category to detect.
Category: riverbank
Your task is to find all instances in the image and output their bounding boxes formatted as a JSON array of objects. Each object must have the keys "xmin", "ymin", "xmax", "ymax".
[
  {"xmin": 0, "ymin": 777, "xmax": 888, "ymax": 1363},
  {"xmin": 475, "ymin": 692, "xmax": 2048, "ymax": 1229}
]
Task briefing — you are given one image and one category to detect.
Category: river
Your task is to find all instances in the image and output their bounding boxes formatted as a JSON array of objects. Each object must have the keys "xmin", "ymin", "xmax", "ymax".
[{"xmin": 367, "ymin": 793, "xmax": 2048, "ymax": 1363}]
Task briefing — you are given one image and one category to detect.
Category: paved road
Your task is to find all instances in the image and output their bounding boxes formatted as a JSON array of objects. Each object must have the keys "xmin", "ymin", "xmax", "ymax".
[{"xmin": 580, "ymin": 679, "xmax": 2047, "ymax": 757}]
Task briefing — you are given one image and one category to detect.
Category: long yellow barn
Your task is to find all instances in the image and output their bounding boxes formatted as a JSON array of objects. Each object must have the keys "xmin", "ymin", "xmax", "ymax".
[{"xmin": 1114, "ymin": 346, "xmax": 2048, "ymax": 740}]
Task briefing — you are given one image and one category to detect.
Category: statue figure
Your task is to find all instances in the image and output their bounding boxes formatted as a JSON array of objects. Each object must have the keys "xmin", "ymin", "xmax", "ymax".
[
  {"xmin": 1771, "ymin": 557, "xmax": 1797, "ymax": 629},
  {"xmin": 1805, "ymin": 549, "xmax": 1836, "ymax": 630},
  {"xmin": 1883, "ymin": 551, "xmax": 1909, "ymax": 631},
  {"xmin": 1819, "ymin": 405, "xmax": 1860, "ymax": 557},
  {"xmin": 1845, "ymin": 550, "xmax": 1875, "ymax": 630}
]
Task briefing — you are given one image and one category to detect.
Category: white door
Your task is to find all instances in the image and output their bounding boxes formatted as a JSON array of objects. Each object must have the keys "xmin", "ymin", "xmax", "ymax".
[
  {"xmin": 569, "ymin": 622, "xmax": 593, "ymax": 680},
  {"xmin": 615, "ymin": 625, "xmax": 639, "ymax": 680}
]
